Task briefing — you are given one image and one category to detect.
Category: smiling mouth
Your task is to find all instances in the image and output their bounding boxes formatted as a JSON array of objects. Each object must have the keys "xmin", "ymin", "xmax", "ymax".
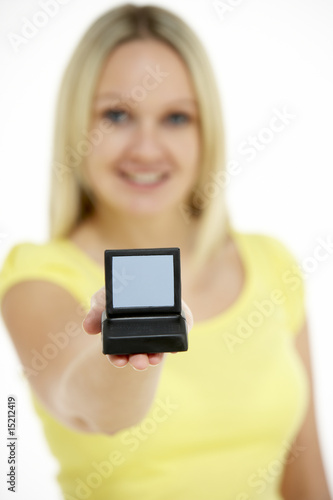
[{"xmin": 118, "ymin": 170, "xmax": 169, "ymax": 186}]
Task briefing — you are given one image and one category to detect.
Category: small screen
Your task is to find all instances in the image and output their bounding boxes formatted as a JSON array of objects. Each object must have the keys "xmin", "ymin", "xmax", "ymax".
[{"xmin": 112, "ymin": 255, "xmax": 174, "ymax": 308}]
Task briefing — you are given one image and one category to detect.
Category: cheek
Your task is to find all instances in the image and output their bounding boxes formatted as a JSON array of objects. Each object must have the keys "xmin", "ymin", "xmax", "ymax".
[
  {"xmin": 84, "ymin": 130, "xmax": 130, "ymax": 185},
  {"xmin": 169, "ymin": 129, "xmax": 201, "ymax": 176},
  {"xmin": 88, "ymin": 128, "xmax": 126, "ymax": 162}
]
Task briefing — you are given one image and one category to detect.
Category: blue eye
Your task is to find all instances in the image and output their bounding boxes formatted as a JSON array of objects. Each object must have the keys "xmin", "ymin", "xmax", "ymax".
[
  {"xmin": 103, "ymin": 109, "xmax": 128, "ymax": 123},
  {"xmin": 166, "ymin": 113, "xmax": 190, "ymax": 125}
]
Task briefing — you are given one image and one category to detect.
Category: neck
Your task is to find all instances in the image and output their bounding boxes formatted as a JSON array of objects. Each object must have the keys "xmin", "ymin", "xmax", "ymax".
[{"xmin": 87, "ymin": 205, "xmax": 198, "ymax": 259}]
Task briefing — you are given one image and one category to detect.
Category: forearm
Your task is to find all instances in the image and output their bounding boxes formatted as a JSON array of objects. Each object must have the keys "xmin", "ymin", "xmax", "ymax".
[{"xmin": 56, "ymin": 334, "xmax": 166, "ymax": 434}]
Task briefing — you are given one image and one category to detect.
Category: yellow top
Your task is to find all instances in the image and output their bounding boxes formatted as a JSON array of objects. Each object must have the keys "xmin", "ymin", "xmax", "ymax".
[{"xmin": 0, "ymin": 229, "xmax": 309, "ymax": 500}]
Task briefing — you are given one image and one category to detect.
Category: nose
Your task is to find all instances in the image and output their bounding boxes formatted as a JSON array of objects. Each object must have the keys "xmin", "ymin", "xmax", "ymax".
[{"xmin": 128, "ymin": 119, "xmax": 163, "ymax": 163}]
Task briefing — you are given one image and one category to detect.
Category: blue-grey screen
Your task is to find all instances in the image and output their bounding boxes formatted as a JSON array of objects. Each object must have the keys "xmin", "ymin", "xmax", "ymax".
[{"xmin": 112, "ymin": 255, "xmax": 174, "ymax": 308}]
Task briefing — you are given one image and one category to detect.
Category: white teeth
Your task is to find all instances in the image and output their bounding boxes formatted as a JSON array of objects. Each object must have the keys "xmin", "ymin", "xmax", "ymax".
[{"xmin": 126, "ymin": 172, "xmax": 164, "ymax": 184}]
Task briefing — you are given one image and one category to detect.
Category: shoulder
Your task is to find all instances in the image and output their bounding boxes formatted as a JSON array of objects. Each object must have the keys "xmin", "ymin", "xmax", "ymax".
[
  {"xmin": 0, "ymin": 239, "xmax": 76, "ymax": 321},
  {"xmin": 0, "ymin": 238, "xmax": 71, "ymax": 269},
  {"xmin": 0, "ymin": 241, "xmax": 91, "ymax": 371},
  {"xmin": 232, "ymin": 229, "xmax": 301, "ymax": 272},
  {"xmin": 0, "ymin": 238, "xmax": 66, "ymax": 284},
  {"xmin": 232, "ymin": 229, "xmax": 305, "ymax": 334},
  {"xmin": 0, "ymin": 238, "xmax": 92, "ymax": 335},
  {"xmin": 231, "ymin": 228, "xmax": 305, "ymax": 301},
  {"xmin": 0, "ymin": 238, "xmax": 96, "ymax": 308},
  {"xmin": 232, "ymin": 228, "xmax": 292, "ymax": 250}
]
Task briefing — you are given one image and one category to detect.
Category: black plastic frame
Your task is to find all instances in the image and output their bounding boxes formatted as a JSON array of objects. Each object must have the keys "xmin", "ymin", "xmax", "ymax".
[{"xmin": 104, "ymin": 247, "xmax": 181, "ymax": 318}]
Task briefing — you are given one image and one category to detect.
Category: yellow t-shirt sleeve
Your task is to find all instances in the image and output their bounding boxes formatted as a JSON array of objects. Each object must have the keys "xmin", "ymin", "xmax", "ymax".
[
  {"xmin": 0, "ymin": 243, "xmax": 42, "ymax": 301},
  {"xmin": 262, "ymin": 234, "xmax": 306, "ymax": 336},
  {"xmin": 0, "ymin": 243, "xmax": 88, "ymax": 307}
]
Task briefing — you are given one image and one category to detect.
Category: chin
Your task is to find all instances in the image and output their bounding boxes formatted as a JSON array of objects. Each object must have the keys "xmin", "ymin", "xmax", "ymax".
[
  {"xmin": 106, "ymin": 195, "xmax": 182, "ymax": 218},
  {"xmin": 125, "ymin": 203, "xmax": 172, "ymax": 217}
]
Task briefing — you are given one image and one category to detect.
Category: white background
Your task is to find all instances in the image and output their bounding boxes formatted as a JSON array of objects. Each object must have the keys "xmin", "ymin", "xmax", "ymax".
[{"xmin": 0, "ymin": 0, "xmax": 332, "ymax": 498}]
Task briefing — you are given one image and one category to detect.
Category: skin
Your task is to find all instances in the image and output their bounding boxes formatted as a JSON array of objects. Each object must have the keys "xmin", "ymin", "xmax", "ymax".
[
  {"xmin": 1, "ymin": 39, "xmax": 331, "ymax": 497},
  {"xmin": 84, "ymin": 39, "xmax": 201, "ymax": 219},
  {"xmin": 280, "ymin": 320, "xmax": 332, "ymax": 498}
]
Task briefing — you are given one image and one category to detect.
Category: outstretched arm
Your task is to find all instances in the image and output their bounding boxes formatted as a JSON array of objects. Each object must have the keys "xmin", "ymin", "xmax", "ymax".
[{"xmin": 1, "ymin": 282, "xmax": 193, "ymax": 436}]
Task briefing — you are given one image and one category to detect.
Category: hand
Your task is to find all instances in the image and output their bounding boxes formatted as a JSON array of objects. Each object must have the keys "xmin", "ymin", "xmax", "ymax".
[{"xmin": 82, "ymin": 287, "xmax": 193, "ymax": 371}]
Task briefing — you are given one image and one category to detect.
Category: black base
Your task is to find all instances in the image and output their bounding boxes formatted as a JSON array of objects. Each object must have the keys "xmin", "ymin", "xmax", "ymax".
[{"xmin": 101, "ymin": 313, "xmax": 188, "ymax": 355}]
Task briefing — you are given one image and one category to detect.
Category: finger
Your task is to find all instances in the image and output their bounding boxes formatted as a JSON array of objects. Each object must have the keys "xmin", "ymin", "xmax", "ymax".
[
  {"xmin": 82, "ymin": 287, "xmax": 106, "ymax": 334},
  {"xmin": 108, "ymin": 353, "xmax": 163, "ymax": 369},
  {"xmin": 148, "ymin": 352, "xmax": 164, "ymax": 366},
  {"xmin": 129, "ymin": 353, "xmax": 150, "ymax": 371},
  {"xmin": 181, "ymin": 299, "xmax": 194, "ymax": 331},
  {"xmin": 107, "ymin": 354, "xmax": 129, "ymax": 368}
]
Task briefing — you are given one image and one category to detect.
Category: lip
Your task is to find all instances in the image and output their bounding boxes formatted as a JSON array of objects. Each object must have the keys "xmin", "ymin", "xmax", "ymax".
[{"xmin": 116, "ymin": 168, "xmax": 170, "ymax": 189}]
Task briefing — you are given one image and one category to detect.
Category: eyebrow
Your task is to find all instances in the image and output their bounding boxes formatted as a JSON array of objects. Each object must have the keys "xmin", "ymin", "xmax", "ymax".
[{"xmin": 95, "ymin": 92, "xmax": 197, "ymax": 105}]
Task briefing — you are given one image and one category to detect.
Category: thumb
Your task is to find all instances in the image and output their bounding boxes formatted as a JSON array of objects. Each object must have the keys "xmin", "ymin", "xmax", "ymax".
[
  {"xmin": 181, "ymin": 299, "xmax": 194, "ymax": 332},
  {"xmin": 82, "ymin": 287, "xmax": 106, "ymax": 334}
]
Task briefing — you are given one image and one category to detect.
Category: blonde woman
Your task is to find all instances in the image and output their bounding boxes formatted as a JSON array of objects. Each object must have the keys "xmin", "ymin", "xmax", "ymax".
[{"xmin": 0, "ymin": 4, "xmax": 330, "ymax": 499}]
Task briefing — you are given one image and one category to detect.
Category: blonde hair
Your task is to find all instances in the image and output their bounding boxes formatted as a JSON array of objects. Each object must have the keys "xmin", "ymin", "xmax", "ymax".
[{"xmin": 50, "ymin": 3, "xmax": 231, "ymax": 272}]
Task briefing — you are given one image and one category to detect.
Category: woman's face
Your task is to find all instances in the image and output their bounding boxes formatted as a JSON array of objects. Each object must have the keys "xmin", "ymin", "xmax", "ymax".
[{"xmin": 84, "ymin": 39, "xmax": 201, "ymax": 217}]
